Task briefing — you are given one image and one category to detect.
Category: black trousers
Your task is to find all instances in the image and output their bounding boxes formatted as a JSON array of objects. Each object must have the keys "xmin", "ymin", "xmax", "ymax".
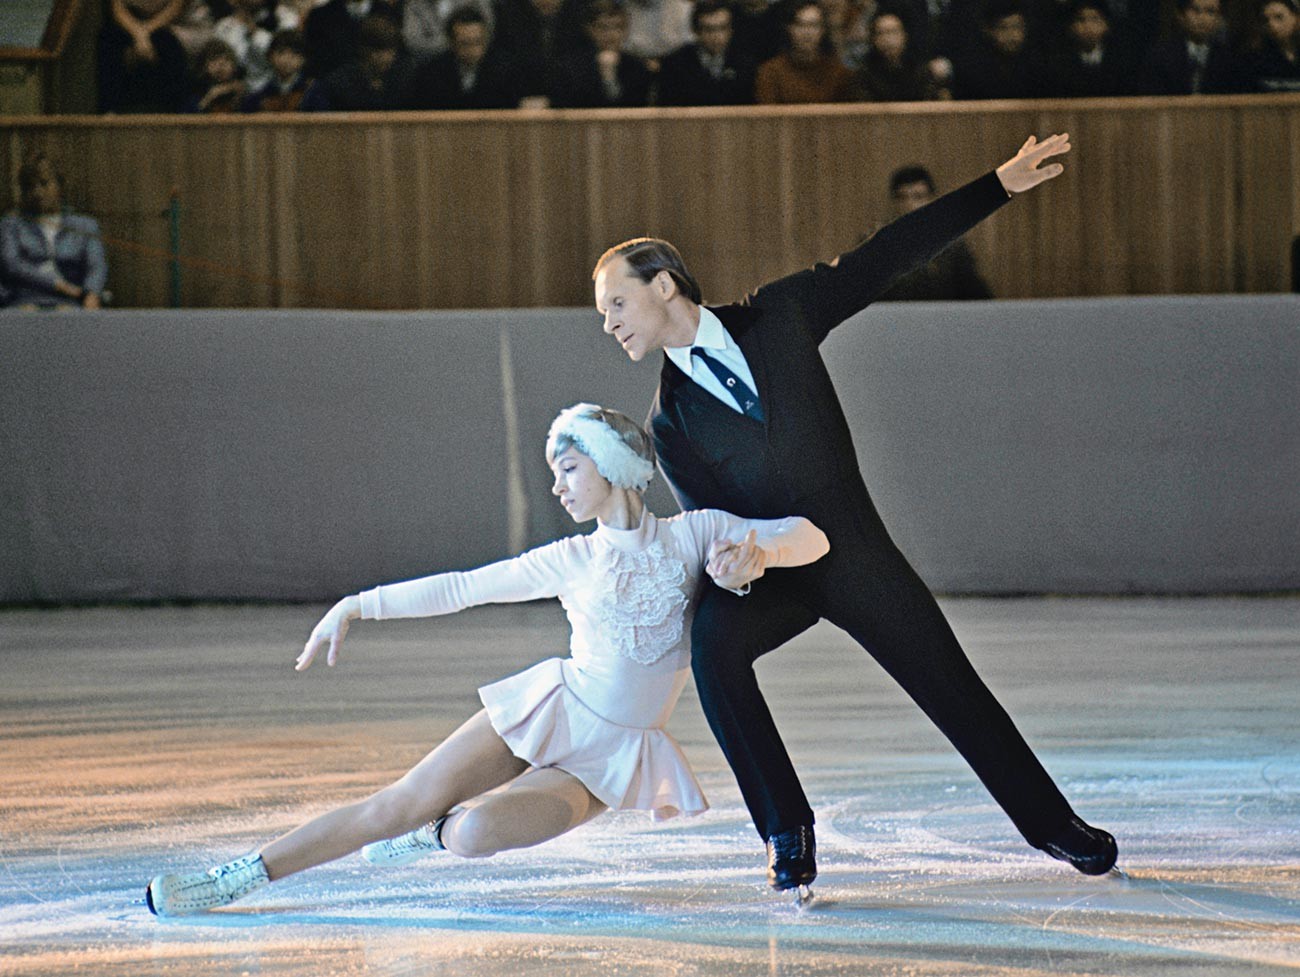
[{"xmin": 690, "ymin": 489, "xmax": 1076, "ymax": 844}]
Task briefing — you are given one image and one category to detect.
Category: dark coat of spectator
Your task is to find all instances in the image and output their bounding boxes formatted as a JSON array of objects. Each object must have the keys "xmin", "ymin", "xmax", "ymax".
[
  {"xmin": 952, "ymin": 3, "xmax": 1048, "ymax": 99},
  {"xmin": 656, "ymin": 1, "xmax": 755, "ymax": 105},
  {"xmin": 0, "ymin": 156, "xmax": 108, "ymax": 310},
  {"xmin": 307, "ymin": 15, "xmax": 417, "ymax": 109},
  {"xmin": 303, "ymin": 0, "xmax": 402, "ymax": 80},
  {"xmin": 1041, "ymin": 0, "xmax": 1137, "ymax": 96},
  {"xmin": 97, "ymin": 0, "xmax": 191, "ymax": 112},
  {"xmin": 1241, "ymin": 0, "xmax": 1300, "ymax": 91},
  {"xmin": 407, "ymin": 8, "xmax": 522, "ymax": 108},
  {"xmin": 858, "ymin": 9, "xmax": 938, "ymax": 101},
  {"xmin": 1140, "ymin": 0, "xmax": 1241, "ymax": 93},
  {"xmin": 492, "ymin": 0, "xmax": 587, "ymax": 99},
  {"xmin": 549, "ymin": 0, "xmax": 654, "ymax": 107}
]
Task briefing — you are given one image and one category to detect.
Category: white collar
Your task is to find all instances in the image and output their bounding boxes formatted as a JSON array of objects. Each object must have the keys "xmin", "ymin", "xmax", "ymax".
[
  {"xmin": 594, "ymin": 508, "xmax": 657, "ymax": 552},
  {"xmin": 665, "ymin": 306, "xmax": 727, "ymax": 379}
]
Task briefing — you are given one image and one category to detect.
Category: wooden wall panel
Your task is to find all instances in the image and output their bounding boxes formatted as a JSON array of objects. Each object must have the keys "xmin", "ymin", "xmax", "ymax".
[{"xmin": 2, "ymin": 97, "xmax": 1297, "ymax": 310}]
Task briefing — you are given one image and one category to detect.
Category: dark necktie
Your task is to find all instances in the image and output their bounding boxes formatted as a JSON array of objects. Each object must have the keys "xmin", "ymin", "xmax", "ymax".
[{"xmin": 691, "ymin": 347, "xmax": 764, "ymax": 421}]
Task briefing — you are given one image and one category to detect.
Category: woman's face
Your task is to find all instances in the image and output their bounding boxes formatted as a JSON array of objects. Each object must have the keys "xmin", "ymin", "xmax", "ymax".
[
  {"xmin": 207, "ymin": 53, "xmax": 238, "ymax": 83},
  {"xmin": 551, "ymin": 447, "xmax": 616, "ymax": 523},
  {"xmin": 788, "ymin": 4, "xmax": 825, "ymax": 57},
  {"xmin": 1262, "ymin": 1, "xmax": 1298, "ymax": 44},
  {"xmin": 24, "ymin": 162, "xmax": 62, "ymax": 215}
]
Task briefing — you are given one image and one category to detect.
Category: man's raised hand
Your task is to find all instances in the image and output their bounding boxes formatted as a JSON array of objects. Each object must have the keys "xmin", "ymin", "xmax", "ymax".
[
  {"xmin": 296, "ymin": 595, "xmax": 361, "ymax": 671},
  {"xmin": 996, "ymin": 133, "xmax": 1071, "ymax": 194}
]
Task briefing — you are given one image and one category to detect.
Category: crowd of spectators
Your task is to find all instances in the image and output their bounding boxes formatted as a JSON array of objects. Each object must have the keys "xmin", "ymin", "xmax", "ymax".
[{"xmin": 83, "ymin": 0, "xmax": 1300, "ymax": 112}]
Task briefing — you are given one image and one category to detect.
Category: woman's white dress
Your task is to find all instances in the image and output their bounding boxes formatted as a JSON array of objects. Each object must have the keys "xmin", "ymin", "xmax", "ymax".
[{"xmin": 359, "ymin": 509, "xmax": 827, "ymax": 820}]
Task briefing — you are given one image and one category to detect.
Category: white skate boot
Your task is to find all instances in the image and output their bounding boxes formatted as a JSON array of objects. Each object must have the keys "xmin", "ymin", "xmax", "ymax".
[
  {"xmin": 362, "ymin": 816, "xmax": 448, "ymax": 867},
  {"xmin": 146, "ymin": 852, "xmax": 270, "ymax": 917}
]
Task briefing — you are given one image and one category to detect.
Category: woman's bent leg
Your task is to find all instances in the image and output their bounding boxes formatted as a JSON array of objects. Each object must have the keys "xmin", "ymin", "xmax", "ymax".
[
  {"xmin": 260, "ymin": 710, "xmax": 527, "ymax": 879},
  {"xmin": 441, "ymin": 766, "xmax": 606, "ymax": 858}
]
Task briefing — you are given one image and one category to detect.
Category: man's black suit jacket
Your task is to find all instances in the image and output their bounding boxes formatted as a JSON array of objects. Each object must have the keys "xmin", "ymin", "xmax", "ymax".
[{"xmin": 649, "ymin": 170, "xmax": 1010, "ymax": 528}]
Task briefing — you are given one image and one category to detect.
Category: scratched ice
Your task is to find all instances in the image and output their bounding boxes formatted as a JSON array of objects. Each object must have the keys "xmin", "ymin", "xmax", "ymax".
[{"xmin": 2, "ymin": 597, "xmax": 1297, "ymax": 976}]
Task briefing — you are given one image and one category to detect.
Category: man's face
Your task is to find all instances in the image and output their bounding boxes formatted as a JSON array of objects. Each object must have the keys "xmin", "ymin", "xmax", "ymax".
[
  {"xmin": 1262, "ymin": 1, "xmax": 1298, "ymax": 44},
  {"xmin": 870, "ymin": 14, "xmax": 907, "ymax": 60},
  {"xmin": 594, "ymin": 257, "xmax": 674, "ymax": 363},
  {"xmin": 532, "ymin": 0, "xmax": 562, "ymax": 17},
  {"xmin": 588, "ymin": 12, "xmax": 627, "ymax": 53},
  {"xmin": 451, "ymin": 22, "xmax": 488, "ymax": 68},
  {"xmin": 788, "ymin": 5, "xmax": 825, "ymax": 57},
  {"xmin": 1180, "ymin": 0, "xmax": 1222, "ymax": 44},
  {"xmin": 26, "ymin": 163, "xmax": 61, "ymax": 215},
  {"xmin": 270, "ymin": 46, "xmax": 305, "ymax": 80},
  {"xmin": 988, "ymin": 13, "xmax": 1027, "ymax": 55},
  {"xmin": 695, "ymin": 9, "xmax": 733, "ymax": 57},
  {"xmin": 891, "ymin": 179, "xmax": 933, "ymax": 217},
  {"xmin": 364, "ymin": 45, "xmax": 398, "ymax": 76},
  {"xmin": 1070, "ymin": 6, "xmax": 1108, "ymax": 50}
]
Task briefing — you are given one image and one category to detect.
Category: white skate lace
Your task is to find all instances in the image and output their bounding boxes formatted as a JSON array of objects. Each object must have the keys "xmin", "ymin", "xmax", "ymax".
[{"xmin": 584, "ymin": 539, "xmax": 689, "ymax": 666}]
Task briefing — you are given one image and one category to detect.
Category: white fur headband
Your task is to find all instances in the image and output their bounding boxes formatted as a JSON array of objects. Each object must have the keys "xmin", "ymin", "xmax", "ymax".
[{"xmin": 546, "ymin": 403, "xmax": 656, "ymax": 492}]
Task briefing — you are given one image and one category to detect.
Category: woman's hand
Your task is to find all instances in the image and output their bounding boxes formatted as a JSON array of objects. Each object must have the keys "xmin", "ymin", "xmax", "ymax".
[
  {"xmin": 296, "ymin": 595, "xmax": 361, "ymax": 671},
  {"xmin": 707, "ymin": 529, "xmax": 768, "ymax": 591}
]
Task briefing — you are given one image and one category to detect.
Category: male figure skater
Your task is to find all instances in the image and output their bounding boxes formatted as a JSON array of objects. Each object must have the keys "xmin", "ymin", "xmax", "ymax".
[{"xmin": 591, "ymin": 134, "xmax": 1118, "ymax": 895}]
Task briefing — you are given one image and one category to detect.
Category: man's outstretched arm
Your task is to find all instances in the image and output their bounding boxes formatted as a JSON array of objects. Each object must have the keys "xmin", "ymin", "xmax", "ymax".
[{"xmin": 783, "ymin": 133, "xmax": 1072, "ymax": 344}]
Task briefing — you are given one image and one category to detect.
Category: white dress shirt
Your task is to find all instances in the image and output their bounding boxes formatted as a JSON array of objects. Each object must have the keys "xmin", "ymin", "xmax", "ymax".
[{"xmin": 665, "ymin": 306, "xmax": 761, "ymax": 416}]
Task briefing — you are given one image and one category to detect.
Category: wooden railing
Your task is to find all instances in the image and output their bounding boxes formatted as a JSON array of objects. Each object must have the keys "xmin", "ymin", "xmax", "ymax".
[{"xmin": 3, "ymin": 95, "xmax": 1298, "ymax": 308}]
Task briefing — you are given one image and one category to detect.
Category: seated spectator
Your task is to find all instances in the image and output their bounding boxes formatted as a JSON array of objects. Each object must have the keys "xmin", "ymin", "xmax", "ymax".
[
  {"xmin": 185, "ymin": 38, "xmax": 248, "ymax": 111},
  {"xmin": 243, "ymin": 28, "xmax": 319, "ymax": 109},
  {"xmin": 303, "ymin": 0, "xmax": 402, "ymax": 80},
  {"xmin": 1042, "ymin": 0, "xmax": 1136, "ymax": 96},
  {"xmin": 623, "ymin": 0, "xmax": 695, "ymax": 61},
  {"xmin": 819, "ymin": 0, "xmax": 870, "ymax": 68},
  {"xmin": 952, "ymin": 0, "xmax": 1047, "ymax": 99},
  {"xmin": 97, "ymin": 0, "xmax": 191, "ymax": 112},
  {"xmin": 0, "ymin": 155, "xmax": 108, "ymax": 311},
  {"xmin": 1140, "ymin": 0, "xmax": 1240, "ymax": 93},
  {"xmin": 307, "ymin": 14, "xmax": 417, "ymax": 109},
  {"xmin": 656, "ymin": 0, "xmax": 756, "ymax": 104},
  {"xmin": 492, "ymin": 0, "xmax": 587, "ymax": 104},
  {"xmin": 754, "ymin": 0, "xmax": 861, "ymax": 103},
  {"xmin": 859, "ymin": 7, "xmax": 940, "ymax": 100},
  {"xmin": 550, "ymin": 0, "xmax": 654, "ymax": 107},
  {"xmin": 213, "ymin": 0, "xmax": 301, "ymax": 90},
  {"xmin": 730, "ymin": 0, "xmax": 786, "ymax": 67},
  {"xmin": 1241, "ymin": 0, "xmax": 1300, "ymax": 91},
  {"xmin": 402, "ymin": 0, "xmax": 495, "ymax": 57},
  {"xmin": 408, "ymin": 6, "xmax": 522, "ymax": 107},
  {"xmin": 875, "ymin": 165, "xmax": 993, "ymax": 301}
]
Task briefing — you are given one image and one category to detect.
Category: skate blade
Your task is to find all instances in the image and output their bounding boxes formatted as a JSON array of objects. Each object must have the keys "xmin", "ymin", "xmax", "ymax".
[
  {"xmin": 794, "ymin": 884, "xmax": 815, "ymax": 909},
  {"xmin": 1106, "ymin": 865, "xmax": 1129, "ymax": 880}
]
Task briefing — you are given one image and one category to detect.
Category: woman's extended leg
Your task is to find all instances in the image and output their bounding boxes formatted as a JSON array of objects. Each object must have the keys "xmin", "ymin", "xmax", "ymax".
[
  {"xmin": 438, "ymin": 766, "xmax": 607, "ymax": 858},
  {"xmin": 260, "ymin": 709, "xmax": 527, "ymax": 879}
]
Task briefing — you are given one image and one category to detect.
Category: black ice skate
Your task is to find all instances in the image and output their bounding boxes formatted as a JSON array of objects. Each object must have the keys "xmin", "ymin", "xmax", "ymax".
[
  {"xmin": 766, "ymin": 824, "xmax": 816, "ymax": 905},
  {"xmin": 1037, "ymin": 815, "xmax": 1119, "ymax": 876}
]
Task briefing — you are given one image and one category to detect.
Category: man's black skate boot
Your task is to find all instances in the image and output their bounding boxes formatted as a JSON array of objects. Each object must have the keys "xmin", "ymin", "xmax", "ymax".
[
  {"xmin": 1037, "ymin": 815, "xmax": 1118, "ymax": 876},
  {"xmin": 766, "ymin": 824, "xmax": 817, "ymax": 890}
]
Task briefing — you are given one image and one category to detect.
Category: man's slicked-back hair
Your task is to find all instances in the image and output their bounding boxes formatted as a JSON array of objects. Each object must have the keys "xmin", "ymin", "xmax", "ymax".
[{"xmin": 592, "ymin": 237, "xmax": 703, "ymax": 305}]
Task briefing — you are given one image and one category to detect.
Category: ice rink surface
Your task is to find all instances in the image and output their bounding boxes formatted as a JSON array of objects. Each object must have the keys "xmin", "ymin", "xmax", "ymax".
[{"xmin": 2, "ymin": 597, "xmax": 1298, "ymax": 976}]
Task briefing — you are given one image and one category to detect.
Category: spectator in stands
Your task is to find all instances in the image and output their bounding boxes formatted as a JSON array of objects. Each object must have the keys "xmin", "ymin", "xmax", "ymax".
[
  {"xmin": 408, "ymin": 6, "xmax": 522, "ymax": 106},
  {"xmin": 730, "ymin": 0, "xmax": 786, "ymax": 67},
  {"xmin": 303, "ymin": 0, "xmax": 402, "ymax": 80},
  {"xmin": 656, "ymin": 0, "xmax": 756, "ymax": 104},
  {"xmin": 402, "ymin": 0, "xmax": 495, "ymax": 57},
  {"xmin": 185, "ymin": 38, "xmax": 249, "ymax": 111},
  {"xmin": 754, "ymin": 0, "xmax": 862, "ymax": 102},
  {"xmin": 1042, "ymin": 0, "xmax": 1135, "ymax": 96},
  {"xmin": 1140, "ymin": 0, "xmax": 1240, "ymax": 93},
  {"xmin": 819, "ymin": 0, "xmax": 870, "ymax": 68},
  {"xmin": 859, "ymin": 7, "xmax": 942, "ymax": 100},
  {"xmin": 492, "ymin": 0, "xmax": 586, "ymax": 105},
  {"xmin": 0, "ymin": 155, "xmax": 108, "ymax": 311},
  {"xmin": 213, "ymin": 0, "xmax": 300, "ymax": 90},
  {"xmin": 875, "ymin": 164, "xmax": 993, "ymax": 300},
  {"xmin": 550, "ymin": 0, "xmax": 654, "ymax": 107},
  {"xmin": 622, "ymin": 0, "xmax": 696, "ymax": 62},
  {"xmin": 1241, "ymin": 0, "xmax": 1300, "ymax": 91},
  {"xmin": 97, "ymin": 0, "xmax": 192, "ymax": 112},
  {"xmin": 243, "ymin": 28, "xmax": 319, "ymax": 109},
  {"xmin": 307, "ymin": 13, "xmax": 417, "ymax": 108},
  {"xmin": 952, "ymin": 0, "xmax": 1047, "ymax": 99}
]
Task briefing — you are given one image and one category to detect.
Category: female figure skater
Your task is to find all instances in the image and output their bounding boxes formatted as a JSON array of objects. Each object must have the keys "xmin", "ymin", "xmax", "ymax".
[{"xmin": 146, "ymin": 403, "xmax": 830, "ymax": 916}]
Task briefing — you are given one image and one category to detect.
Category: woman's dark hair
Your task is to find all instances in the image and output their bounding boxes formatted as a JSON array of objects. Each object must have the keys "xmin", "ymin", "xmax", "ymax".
[{"xmin": 592, "ymin": 238, "xmax": 703, "ymax": 305}]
